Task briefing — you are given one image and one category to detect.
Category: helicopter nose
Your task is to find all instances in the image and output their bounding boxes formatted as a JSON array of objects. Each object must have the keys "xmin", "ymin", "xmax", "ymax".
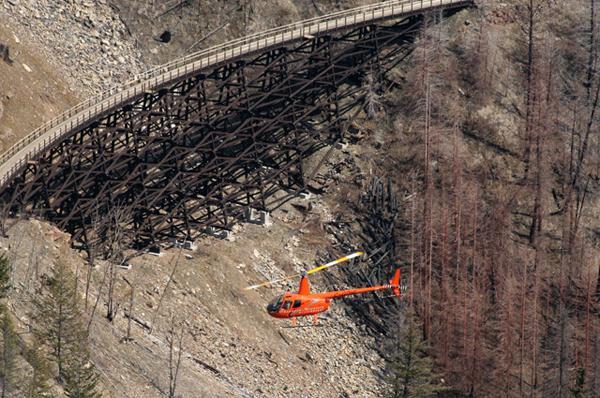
[{"xmin": 266, "ymin": 304, "xmax": 280, "ymax": 317}]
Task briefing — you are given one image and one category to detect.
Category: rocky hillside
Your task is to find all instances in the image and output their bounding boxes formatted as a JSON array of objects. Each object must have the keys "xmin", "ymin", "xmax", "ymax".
[
  {"xmin": 4, "ymin": 197, "xmax": 387, "ymax": 397},
  {"xmin": 0, "ymin": 2, "xmax": 402, "ymax": 397},
  {"xmin": 2, "ymin": 0, "xmax": 143, "ymax": 95},
  {"xmin": 3, "ymin": 0, "xmax": 599, "ymax": 397},
  {"xmin": 0, "ymin": 19, "xmax": 76, "ymax": 153},
  {"xmin": 110, "ymin": 0, "xmax": 368, "ymax": 65}
]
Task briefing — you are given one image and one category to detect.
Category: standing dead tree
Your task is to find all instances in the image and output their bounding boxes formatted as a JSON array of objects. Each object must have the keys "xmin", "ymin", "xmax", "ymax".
[
  {"xmin": 166, "ymin": 316, "xmax": 184, "ymax": 398},
  {"xmin": 105, "ymin": 206, "xmax": 128, "ymax": 322},
  {"xmin": 151, "ymin": 248, "xmax": 183, "ymax": 332},
  {"xmin": 122, "ymin": 277, "xmax": 135, "ymax": 343},
  {"xmin": 83, "ymin": 211, "xmax": 100, "ymax": 311},
  {"xmin": 364, "ymin": 73, "xmax": 383, "ymax": 119},
  {"xmin": 86, "ymin": 205, "xmax": 129, "ymax": 329}
]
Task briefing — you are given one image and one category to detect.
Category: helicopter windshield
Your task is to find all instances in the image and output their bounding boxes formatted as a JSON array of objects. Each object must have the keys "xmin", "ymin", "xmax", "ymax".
[{"xmin": 267, "ymin": 295, "xmax": 284, "ymax": 312}]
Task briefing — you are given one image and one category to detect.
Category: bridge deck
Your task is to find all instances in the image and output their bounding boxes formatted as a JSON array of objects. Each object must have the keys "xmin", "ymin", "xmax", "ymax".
[{"xmin": 0, "ymin": 0, "xmax": 471, "ymax": 189}]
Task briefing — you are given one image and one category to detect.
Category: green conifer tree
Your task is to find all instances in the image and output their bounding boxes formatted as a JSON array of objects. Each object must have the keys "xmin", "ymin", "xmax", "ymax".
[
  {"xmin": 33, "ymin": 261, "xmax": 100, "ymax": 397},
  {"xmin": 387, "ymin": 309, "xmax": 447, "ymax": 398},
  {"xmin": 570, "ymin": 367, "xmax": 586, "ymax": 397},
  {"xmin": 62, "ymin": 334, "xmax": 100, "ymax": 398},
  {"xmin": 33, "ymin": 260, "xmax": 80, "ymax": 378},
  {"xmin": 0, "ymin": 305, "xmax": 19, "ymax": 398},
  {"xmin": 23, "ymin": 338, "xmax": 53, "ymax": 398},
  {"xmin": 0, "ymin": 254, "xmax": 11, "ymax": 299}
]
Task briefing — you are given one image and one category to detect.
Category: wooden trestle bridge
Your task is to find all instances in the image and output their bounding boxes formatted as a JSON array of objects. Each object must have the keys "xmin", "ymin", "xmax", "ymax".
[{"xmin": 0, "ymin": 0, "xmax": 473, "ymax": 252}]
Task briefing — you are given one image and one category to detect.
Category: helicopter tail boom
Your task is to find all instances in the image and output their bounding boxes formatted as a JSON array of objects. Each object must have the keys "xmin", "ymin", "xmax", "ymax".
[{"xmin": 313, "ymin": 268, "xmax": 402, "ymax": 300}]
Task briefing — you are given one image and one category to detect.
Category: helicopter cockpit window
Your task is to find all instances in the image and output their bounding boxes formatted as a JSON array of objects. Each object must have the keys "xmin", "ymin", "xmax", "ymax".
[
  {"xmin": 282, "ymin": 300, "xmax": 292, "ymax": 310},
  {"xmin": 267, "ymin": 295, "xmax": 284, "ymax": 312}
]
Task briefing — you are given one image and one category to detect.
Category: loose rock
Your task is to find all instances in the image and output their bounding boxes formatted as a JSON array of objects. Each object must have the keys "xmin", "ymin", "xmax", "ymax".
[{"xmin": 1, "ymin": 0, "xmax": 144, "ymax": 95}]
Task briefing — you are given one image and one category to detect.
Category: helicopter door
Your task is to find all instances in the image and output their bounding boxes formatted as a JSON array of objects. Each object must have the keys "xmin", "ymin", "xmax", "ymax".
[{"xmin": 282, "ymin": 300, "xmax": 292, "ymax": 313}]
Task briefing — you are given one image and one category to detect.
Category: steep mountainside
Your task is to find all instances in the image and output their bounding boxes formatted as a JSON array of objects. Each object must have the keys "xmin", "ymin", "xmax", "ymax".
[
  {"xmin": 1, "ymin": 1, "xmax": 599, "ymax": 397},
  {"xmin": 0, "ymin": 3, "xmax": 399, "ymax": 397}
]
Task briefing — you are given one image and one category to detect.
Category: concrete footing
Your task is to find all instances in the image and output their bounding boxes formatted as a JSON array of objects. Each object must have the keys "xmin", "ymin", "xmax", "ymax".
[
  {"xmin": 258, "ymin": 210, "xmax": 272, "ymax": 227},
  {"xmin": 205, "ymin": 226, "xmax": 231, "ymax": 239},
  {"xmin": 148, "ymin": 246, "xmax": 163, "ymax": 256},
  {"xmin": 174, "ymin": 239, "xmax": 197, "ymax": 251},
  {"xmin": 298, "ymin": 191, "xmax": 311, "ymax": 200},
  {"xmin": 244, "ymin": 208, "xmax": 272, "ymax": 227}
]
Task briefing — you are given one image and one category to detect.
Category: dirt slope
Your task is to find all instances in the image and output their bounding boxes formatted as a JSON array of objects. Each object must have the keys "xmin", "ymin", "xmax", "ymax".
[
  {"xmin": 4, "ymin": 193, "xmax": 387, "ymax": 397},
  {"xmin": 0, "ymin": 21, "xmax": 78, "ymax": 153}
]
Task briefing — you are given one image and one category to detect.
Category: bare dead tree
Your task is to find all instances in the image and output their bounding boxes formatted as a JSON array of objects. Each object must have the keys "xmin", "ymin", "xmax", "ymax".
[
  {"xmin": 241, "ymin": 0, "xmax": 251, "ymax": 34},
  {"xmin": 364, "ymin": 73, "xmax": 381, "ymax": 119},
  {"xmin": 186, "ymin": 23, "xmax": 229, "ymax": 53},
  {"xmin": 86, "ymin": 259, "xmax": 110, "ymax": 332},
  {"xmin": 105, "ymin": 206, "xmax": 128, "ymax": 322},
  {"xmin": 84, "ymin": 209, "xmax": 102, "ymax": 310},
  {"xmin": 151, "ymin": 248, "xmax": 183, "ymax": 332},
  {"xmin": 167, "ymin": 316, "xmax": 185, "ymax": 398},
  {"xmin": 556, "ymin": 201, "xmax": 574, "ymax": 397},
  {"xmin": 440, "ymin": 178, "xmax": 450, "ymax": 367},
  {"xmin": 22, "ymin": 237, "xmax": 38, "ymax": 294},
  {"xmin": 123, "ymin": 277, "xmax": 135, "ymax": 343},
  {"xmin": 468, "ymin": 187, "xmax": 480, "ymax": 395},
  {"xmin": 409, "ymin": 174, "xmax": 417, "ymax": 308},
  {"xmin": 85, "ymin": 205, "xmax": 128, "ymax": 330}
]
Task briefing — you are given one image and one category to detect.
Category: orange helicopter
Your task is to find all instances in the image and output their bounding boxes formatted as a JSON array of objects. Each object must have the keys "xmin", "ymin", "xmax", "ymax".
[{"xmin": 245, "ymin": 252, "xmax": 401, "ymax": 325}]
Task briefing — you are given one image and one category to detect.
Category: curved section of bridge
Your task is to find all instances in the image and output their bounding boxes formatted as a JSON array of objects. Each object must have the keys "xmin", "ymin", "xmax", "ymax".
[{"xmin": 0, "ymin": 0, "xmax": 472, "ymax": 252}]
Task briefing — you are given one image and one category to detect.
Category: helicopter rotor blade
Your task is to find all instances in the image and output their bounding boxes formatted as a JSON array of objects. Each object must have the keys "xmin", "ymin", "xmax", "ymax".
[
  {"xmin": 244, "ymin": 251, "xmax": 364, "ymax": 290},
  {"xmin": 306, "ymin": 251, "xmax": 364, "ymax": 275},
  {"xmin": 245, "ymin": 275, "xmax": 294, "ymax": 290}
]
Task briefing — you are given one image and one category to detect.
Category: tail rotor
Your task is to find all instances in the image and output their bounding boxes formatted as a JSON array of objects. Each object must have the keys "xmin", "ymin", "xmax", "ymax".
[{"xmin": 389, "ymin": 268, "xmax": 401, "ymax": 297}]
